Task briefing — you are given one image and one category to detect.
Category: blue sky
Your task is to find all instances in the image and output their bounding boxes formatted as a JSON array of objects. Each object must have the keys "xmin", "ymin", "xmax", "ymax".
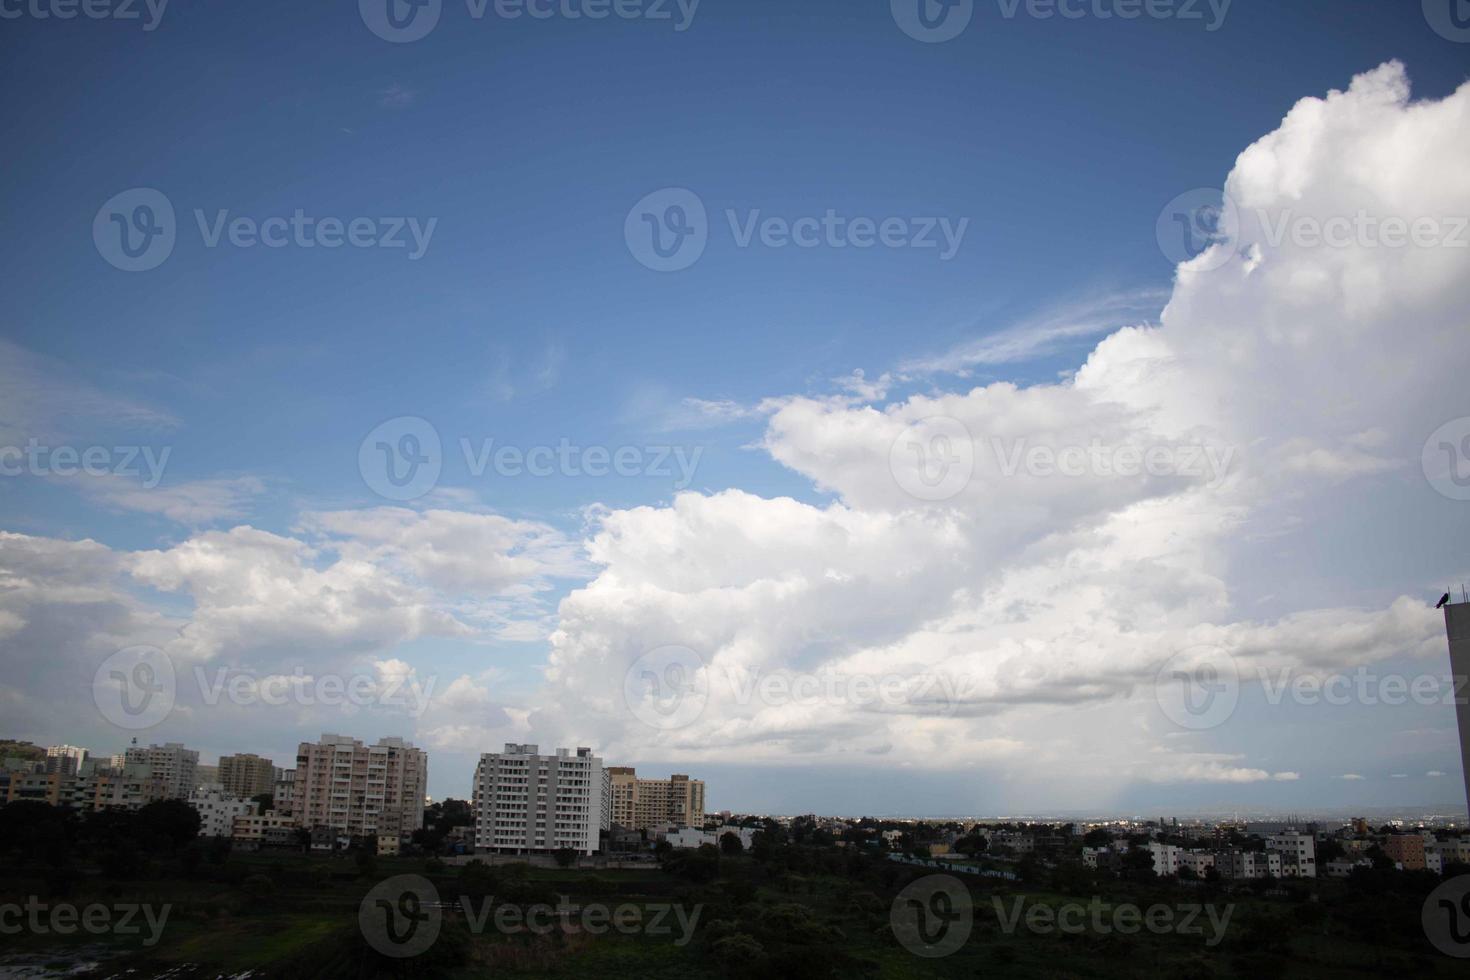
[{"xmin": 2, "ymin": 0, "xmax": 1470, "ymax": 813}]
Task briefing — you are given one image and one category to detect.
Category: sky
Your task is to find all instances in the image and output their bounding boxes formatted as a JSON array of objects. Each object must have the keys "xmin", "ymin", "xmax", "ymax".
[{"xmin": 1, "ymin": 0, "xmax": 1469, "ymax": 815}]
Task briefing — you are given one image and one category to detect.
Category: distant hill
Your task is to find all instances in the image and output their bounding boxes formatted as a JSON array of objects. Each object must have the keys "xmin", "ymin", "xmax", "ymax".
[{"xmin": 0, "ymin": 739, "xmax": 47, "ymax": 762}]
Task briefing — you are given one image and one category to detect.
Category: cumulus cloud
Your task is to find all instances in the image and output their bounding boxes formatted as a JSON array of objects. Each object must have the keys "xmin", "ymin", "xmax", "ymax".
[{"xmin": 528, "ymin": 62, "xmax": 1470, "ymax": 788}]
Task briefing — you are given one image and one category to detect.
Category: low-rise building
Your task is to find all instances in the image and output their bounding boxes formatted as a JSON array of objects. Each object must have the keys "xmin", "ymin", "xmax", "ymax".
[
  {"xmin": 188, "ymin": 786, "xmax": 257, "ymax": 838},
  {"xmin": 1266, "ymin": 832, "xmax": 1317, "ymax": 878},
  {"xmin": 1148, "ymin": 842, "xmax": 1181, "ymax": 876},
  {"xmin": 1179, "ymin": 850, "xmax": 1216, "ymax": 877}
]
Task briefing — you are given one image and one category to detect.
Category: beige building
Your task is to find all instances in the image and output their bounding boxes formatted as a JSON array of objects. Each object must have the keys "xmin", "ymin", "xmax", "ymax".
[
  {"xmin": 219, "ymin": 753, "xmax": 276, "ymax": 799},
  {"xmin": 607, "ymin": 767, "xmax": 705, "ymax": 830},
  {"xmin": 293, "ymin": 734, "xmax": 427, "ymax": 839}
]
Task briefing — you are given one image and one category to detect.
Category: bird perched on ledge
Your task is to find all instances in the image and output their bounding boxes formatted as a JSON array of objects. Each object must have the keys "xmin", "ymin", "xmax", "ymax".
[{"xmin": 1437, "ymin": 592, "xmax": 1451, "ymax": 609}]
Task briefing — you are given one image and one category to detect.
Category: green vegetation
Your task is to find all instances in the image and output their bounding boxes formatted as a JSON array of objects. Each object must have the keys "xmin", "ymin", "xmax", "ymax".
[{"xmin": 0, "ymin": 805, "xmax": 1462, "ymax": 978}]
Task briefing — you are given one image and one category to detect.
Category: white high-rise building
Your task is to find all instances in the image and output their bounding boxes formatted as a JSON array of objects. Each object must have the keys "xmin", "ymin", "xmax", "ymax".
[
  {"xmin": 472, "ymin": 744, "xmax": 610, "ymax": 856},
  {"xmin": 44, "ymin": 745, "xmax": 88, "ymax": 776}
]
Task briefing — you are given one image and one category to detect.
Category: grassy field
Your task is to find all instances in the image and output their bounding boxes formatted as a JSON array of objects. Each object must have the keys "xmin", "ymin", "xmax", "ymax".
[{"xmin": 0, "ymin": 851, "xmax": 1459, "ymax": 978}]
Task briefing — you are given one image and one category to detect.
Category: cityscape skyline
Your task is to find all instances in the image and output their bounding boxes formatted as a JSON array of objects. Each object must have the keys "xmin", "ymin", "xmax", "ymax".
[{"xmin": 3, "ymin": 0, "xmax": 1470, "ymax": 817}]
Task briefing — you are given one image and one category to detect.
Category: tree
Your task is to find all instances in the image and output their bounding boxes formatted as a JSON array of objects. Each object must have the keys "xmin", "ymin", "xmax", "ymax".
[
  {"xmin": 250, "ymin": 793, "xmax": 273, "ymax": 813},
  {"xmin": 553, "ymin": 847, "xmax": 578, "ymax": 868},
  {"xmin": 954, "ymin": 834, "xmax": 988, "ymax": 856},
  {"xmin": 135, "ymin": 799, "xmax": 201, "ymax": 850},
  {"xmin": 720, "ymin": 831, "xmax": 745, "ymax": 856}
]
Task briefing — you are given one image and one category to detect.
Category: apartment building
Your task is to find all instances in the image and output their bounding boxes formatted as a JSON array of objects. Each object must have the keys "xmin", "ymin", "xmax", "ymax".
[
  {"xmin": 188, "ymin": 786, "xmax": 258, "ymax": 837},
  {"xmin": 123, "ymin": 742, "xmax": 199, "ymax": 799},
  {"xmin": 195, "ymin": 764, "xmax": 220, "ymax": 787},
  {"xmin": 1266, "ymin": 832, "xmax": 1317, "ymax": 877},
  {"xmin": 273, "ymin": 769, "xmax": 296, "ymax": 820},
  {"xmin": 4, "ymin": 769, "xmax": 85, "ymax": 807},
  {"xmin": 1179, "ymin": 850, "xmax": 1216, "ymax": 877},
  {"xmin": 44, "ymin": 745, "xmax": 88, "ymax": 776},
  {"xmin": 1219, "ymin": 849, "xmax": 1282, "ymax": 879},
  {"xmin": 606, "ymin": 767, "xmax": 705, "ymax": 830},
  {"xmin": 473, "ymin": 744, "xmax": 609, "ymax": 855},
  {"xmin": 293, "ymin": 734, "xmax": 427, "ymax": 839},
  {"xmin": 1148, "ymin": 842, "xmax": 1182, "ymax": 876},
  {"xmin": 219, "ymin": 753, "xmax": 276, "ymax": 799},
  {"xmin": 1384, "ymin": 833, "xmax": 1427, "ymax": 870},
  {"xmin": 231, "ymin": 810, "xmax": 297, "ymax": 847}
]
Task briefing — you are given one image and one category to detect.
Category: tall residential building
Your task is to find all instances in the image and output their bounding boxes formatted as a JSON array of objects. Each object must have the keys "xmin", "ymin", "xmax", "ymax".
[
  {"xmin": 473, "ymin": 744, "xmax": 609, "ymax": 856},
  {"xmin": 293, "ymin": 734, "xmax": 426, "ymax": 839},
  {"xmin": 219, "ymin": 753, "xmax": 276, "ymax": 799},
  {"xmin": 1443, "ymin": 598, "xmax": 1470, "ymax": 817},
  {"xmin": 195, "ymin": 764, "xmax": 220, "ymax": 787},
  {"xmin": 123, "ymin": 742, "xmax": 199, "ymax": 799},
  {"xmin": 607, "ymin": 767, "xmax": 705, "ymax": 830},
  {"xmin": 44, "ymin": 745, "xmax": 88, "ymax": 776}
]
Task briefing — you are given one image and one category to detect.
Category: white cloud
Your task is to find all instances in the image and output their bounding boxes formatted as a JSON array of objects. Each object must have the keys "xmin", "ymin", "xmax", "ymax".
[
  {"xmin": 79, "ymin": 474, "xmax": 266, "ymax": 524},
  {"xmin": 898, "ymin": 289, "xmax": 1168, "ymax": 375},
  {"xmin": 526, "ymin": 63, "xmax": 1470, "ymax": 788}
]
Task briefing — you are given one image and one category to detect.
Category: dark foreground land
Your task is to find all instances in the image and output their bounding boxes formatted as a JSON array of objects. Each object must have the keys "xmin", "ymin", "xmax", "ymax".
[{"xmin": 0, "ymin": 837, "xmax": 1463, "ymax": 978}]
